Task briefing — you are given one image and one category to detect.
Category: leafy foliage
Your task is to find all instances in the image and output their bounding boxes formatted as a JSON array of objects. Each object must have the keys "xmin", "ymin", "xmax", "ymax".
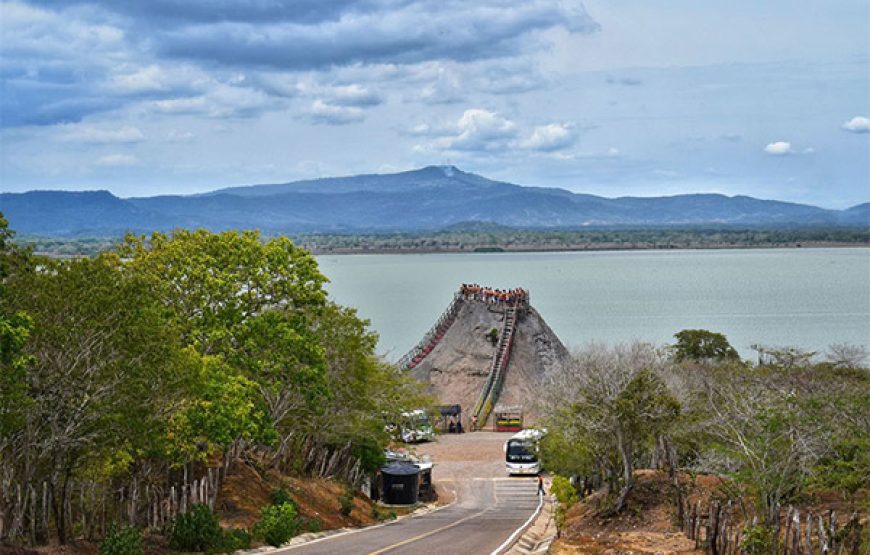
[
  {"xmin": 0, "ymin": 222, "xmax": 432, "ymax": 547},
  {"xmin": 254, "ymin": 502, "xmax": 300, "ymax": 547},
  {"xmin": 541, "ymin": 343, "xmax": 679, "ymax": 512},
  {"xmin": 741, "ymin": 525, "xmax": 774, "ymax": 555},
  {"xmin": 169, "ymin": 504, "xmax": 224, "ymax": 552},
  {"xmin": 541, "ymin": 338, "xmax": 869, "ymax": 520},
  {"xmin": 550, "ymin": 475, "xmax": 579, "ymax": 509},
  {"xmin": 270, "ymin": 488, "xmax": 297, "ymax": 509},
  {"xmin": 99, "ymin": 526, "xmax": 143, "ymax": 555},
  {"xmin": 166, "ymin": 355, "xmax": 276, "ymax": 463},
  {"xmin": 221, "ymin": 528, "xmax": 252, "ymax": 552},
  {"xmin": 673, "ymin": 329, "xmax": 739, "ymax": 362},
  {"xmin": 339, "ymin": 487, "xmax": 355, "ymax": 516}
]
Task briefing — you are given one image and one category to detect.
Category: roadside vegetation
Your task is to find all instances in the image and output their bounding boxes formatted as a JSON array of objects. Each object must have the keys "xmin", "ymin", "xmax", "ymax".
[
  {"xmin": 540, "ymin": 331, "xmax": 869, "ymax": 553},
  {"xmin": 18, "ymin": 226, "xmax": 870, "ymax": 257},
  {"xmin": 0, "ymin": 214, "xmax": 430, "ymax": 551}
]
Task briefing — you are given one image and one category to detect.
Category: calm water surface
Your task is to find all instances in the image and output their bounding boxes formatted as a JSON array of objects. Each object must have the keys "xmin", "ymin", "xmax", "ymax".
[{"xmin": 316, "ymin": 248, "xmax": 870, "ymax": 360}]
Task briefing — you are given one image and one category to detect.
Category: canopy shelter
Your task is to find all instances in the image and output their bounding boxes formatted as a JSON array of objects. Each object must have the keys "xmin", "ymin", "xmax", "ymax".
[{"xmin": 436, "ymin": 404, "xmax": 463, "ymax": 433}]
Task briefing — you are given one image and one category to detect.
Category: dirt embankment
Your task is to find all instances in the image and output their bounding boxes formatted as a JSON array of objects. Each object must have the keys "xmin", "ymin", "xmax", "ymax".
[
  {"xmin": 217, "ymin": 459, "xmax": 382, "ymax": 531},
  {"xmin": 552, "ymin": 470, "xmax": 868, "ymax": 555},
  {"xmin": 552, "ymin": 470, "xmax": 710, "ymax": 555},
  {"xmin": 408, "ymin": 298, "xmax": 571, "ymax": 426}
]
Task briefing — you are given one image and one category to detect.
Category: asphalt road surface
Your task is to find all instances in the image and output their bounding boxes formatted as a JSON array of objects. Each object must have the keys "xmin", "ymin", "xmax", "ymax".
[{"xmin": 277, "ymin": 433, "xmax": 541, "ymax": 555}]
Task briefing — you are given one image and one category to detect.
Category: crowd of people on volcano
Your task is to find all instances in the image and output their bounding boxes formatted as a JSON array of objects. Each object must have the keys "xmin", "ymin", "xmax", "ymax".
[{"xmin": 460, "ymin": 284, "xmax": 528, "ymax": 306}]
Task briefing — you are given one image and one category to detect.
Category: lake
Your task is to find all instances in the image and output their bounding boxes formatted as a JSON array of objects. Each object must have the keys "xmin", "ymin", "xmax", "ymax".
[{"xmin": 316, "ymin": 248, "xmax": 870, "ymax": 360}]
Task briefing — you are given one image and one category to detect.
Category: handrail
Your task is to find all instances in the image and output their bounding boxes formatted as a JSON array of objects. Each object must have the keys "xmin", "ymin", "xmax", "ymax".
[
  {"xmin": 471, "ymin": 306, "xmax": 517, "ymax": 428},
  {"xmin": 397, "ymin": 292, "xmax": 463, "ymax": 370}
]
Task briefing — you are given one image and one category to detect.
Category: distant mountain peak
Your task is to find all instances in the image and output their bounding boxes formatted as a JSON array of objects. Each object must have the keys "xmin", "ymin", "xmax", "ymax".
[
  {"xmin": 2, "ymin": 165, "xmax": 865, "ymax": 236},
  {"xmin": 411, "ymin": 164, "xmax": 464, "ymax": 177},
  {"xmin": 437, "ymin": 164, "xmax": 459, "ymax": 177}
]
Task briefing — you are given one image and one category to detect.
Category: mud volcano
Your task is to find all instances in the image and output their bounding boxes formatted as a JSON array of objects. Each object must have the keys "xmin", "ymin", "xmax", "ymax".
[{"xmin": 399, "ymin": 286, "xmax": 570, "ymax": 427}]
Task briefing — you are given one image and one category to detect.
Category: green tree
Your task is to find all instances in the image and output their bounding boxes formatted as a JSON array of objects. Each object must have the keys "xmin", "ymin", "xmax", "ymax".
[
  {"xmin": 166, "ymin": 354, "xmax": 277, "ymax": 463},
  {"xmin": 117, "ymin": 229, "xmax": 326, "ymax": 356},
  {"xmin": 541, "ymin": 343, "xmax": 680, "ymax": 513},
  {"xmin": 673, "ymin": 329, "xmax": 739, "ymax": 362},
  {"xmin": 2, "ymin": 253, "xmax": 184, "ymax": 543},
  {"xmin": 686, "ymin": 362, "xmax": 869, "ymax": 524},
  {"xmin": 0, "ymin": 214, "xmax": 34, "ymax": 466},
  {"xmin": 118, "ymin": 230, "xmax": 330, "ymax": 432},
  {"xmin": 300, "ymin": 302, "xmax": 432, "ymax": 479}
]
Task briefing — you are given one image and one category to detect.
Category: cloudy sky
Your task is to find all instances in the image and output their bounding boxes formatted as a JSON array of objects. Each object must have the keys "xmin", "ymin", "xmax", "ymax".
[{"xmin": 1, "ymin": 0, "xmax": 868, "ymax": 208}]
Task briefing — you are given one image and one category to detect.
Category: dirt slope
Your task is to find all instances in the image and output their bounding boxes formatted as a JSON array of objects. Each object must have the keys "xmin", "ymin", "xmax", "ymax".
[{"xmin": 408, "ymin": 298, "xmax": 570, "ymax": 425}]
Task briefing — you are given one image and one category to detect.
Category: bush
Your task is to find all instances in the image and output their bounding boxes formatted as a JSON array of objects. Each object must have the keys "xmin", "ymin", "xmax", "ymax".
[
  {"xmin": 550, "ymin": 475, "xmax": 579, "ymax": 509},
  {"xmin": 220, "ymin": 528, "xmax": 251, "ymax": 552},
  {"xmin": 554, "ymin": 504, "xmax": 566, "ymax": 530},
  {"xmin": 254, "ymin": 502, "xmax": 300, "ymax": 547},
  {"xmin": 741, "ymin": 525, "xmax": 774, "ymax": 555},
  {"xmin": 271, "ymin": 488, "xmax": 298, "ymax": 510},
  {"xmin": 339, "ymin": 488, "xmax": 354, "ymax": 516},
  {"xmin": 303, "ymin": 516, "xmax": 323, "ymax": 533},
  {"xmin": 99, "ymin": 525, "xmax": 143, "ymax": 555},
  {"xmin": 169, "ymin": 504, "xmax": 223, "ymax": 552}
]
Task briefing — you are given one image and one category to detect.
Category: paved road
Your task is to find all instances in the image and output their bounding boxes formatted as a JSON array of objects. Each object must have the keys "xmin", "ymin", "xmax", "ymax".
[{"xmin": 278, "ymin": 433, "xmax": 541, "ymax": 555}]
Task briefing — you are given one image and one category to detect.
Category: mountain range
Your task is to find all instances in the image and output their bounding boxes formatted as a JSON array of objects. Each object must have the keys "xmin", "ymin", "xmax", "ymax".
[{"xmin": 1, "ymin": 166, "xmax": 867, "ymax": 236}]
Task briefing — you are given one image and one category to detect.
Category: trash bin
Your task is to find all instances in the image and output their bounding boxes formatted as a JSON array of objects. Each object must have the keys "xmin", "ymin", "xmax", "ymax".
[{"xmin": 380, "ymin": 461, "xmax": 420, "ymax": 504}]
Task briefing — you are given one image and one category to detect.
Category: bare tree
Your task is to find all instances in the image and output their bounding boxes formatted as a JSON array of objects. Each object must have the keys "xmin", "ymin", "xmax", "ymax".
[
  {"xmin": 751, "ymin": 344, "xmax": 816, "ymax": 369},
  {"xmin": 825, "ymin": 343, "xmax": 868, "ymax": 369},
  {"xmin": 541, "ymin": 342, "xmax": 679, "ymax": 513}
]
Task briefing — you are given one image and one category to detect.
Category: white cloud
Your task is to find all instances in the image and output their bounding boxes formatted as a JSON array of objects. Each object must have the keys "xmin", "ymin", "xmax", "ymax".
[
  {"xmin": 764, "ymin": 141, "xmax": 793, "ymax": 155},
  {"xmin": 95, "ymin": 154, "xmax": 139, "ymax": 167},
  {"xmin": 519, "ymin": 123, "xmax": 576, "ymax": 151},
  {"xmin": 842, "ymin": 116, "xmax": 870, "ymax": 133},
  {"xmin": 418, "ymin": 64, "xmax": 465, "ymax": 104},
  {"xmin": 150, "ymin": 85, "xmax": 275, "ymax": 118},
  {"xmin": 430, "ymin": 109, "xmax": 518, "ymax": 151},
  {"xmin": 167, "ymin": 129, "xmax": 195, "ymax": 142},
  {"xmin": 307, "ymin": 100, "xmax": 365, "ymax": 125},
  {"xmin": 61, "ymin": 125, "xmax": 145, "ymax": 144},
  {"xmin": 110, "ymin": 65, "xmax": 171, "ymax": 93},
  {"xmin": 329, "ymin": 84, "xmax": 382, "ymax": 107}
]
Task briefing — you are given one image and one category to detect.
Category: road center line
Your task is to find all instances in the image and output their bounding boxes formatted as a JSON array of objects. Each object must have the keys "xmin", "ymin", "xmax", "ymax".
[{"xmin": 367, "ymin": 506, "xmax": 493, "ymax": 555}]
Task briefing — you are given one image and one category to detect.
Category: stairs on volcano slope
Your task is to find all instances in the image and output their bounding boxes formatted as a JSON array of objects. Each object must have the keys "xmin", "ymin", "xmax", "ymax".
[
  {"xmin": 397, "ymin": 294, "xmax": 463, "ymax": 371},
  {"xmin": 471, "ymin": 306, "xmax": 517, "ymax": 428}
]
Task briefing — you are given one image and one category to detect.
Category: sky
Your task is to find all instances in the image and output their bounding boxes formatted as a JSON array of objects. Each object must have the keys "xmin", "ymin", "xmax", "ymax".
[{"xmin": 0, "ymin": 0, "xmax": 868, "ymax": 208}]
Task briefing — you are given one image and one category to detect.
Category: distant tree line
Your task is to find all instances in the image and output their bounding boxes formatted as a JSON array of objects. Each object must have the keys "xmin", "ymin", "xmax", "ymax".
[
  {"xmin": 17, "ymin": 226, "xmax": 870, "ymax": 257},
  {"xmin": 0, "ymin": 213, "xmax": 429, "ymax": 547}
]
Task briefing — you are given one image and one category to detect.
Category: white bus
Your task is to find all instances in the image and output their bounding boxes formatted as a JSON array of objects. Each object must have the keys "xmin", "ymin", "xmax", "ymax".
[
  {"xmin": 504, "ymin": 428, "xmax": 545, "ymax": 475},
  {"xmin": 399, "ymin": 409, "xmax": 436, "ymax": 443}
]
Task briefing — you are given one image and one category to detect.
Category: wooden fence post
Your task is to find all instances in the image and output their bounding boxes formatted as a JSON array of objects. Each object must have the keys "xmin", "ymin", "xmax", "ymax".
[{"xmin": 792, "ymin": 509, "xmax": 802, "ymax": 555}]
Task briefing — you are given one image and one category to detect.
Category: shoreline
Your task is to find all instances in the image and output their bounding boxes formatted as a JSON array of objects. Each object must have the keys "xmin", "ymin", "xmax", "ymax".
[
  {"xmin": 31, "ymin": 241, "xmax": 869, "ymax": 259},
  {"xmin": 305, "ymin": 241, "xmax": 867, "ymax": 256}
]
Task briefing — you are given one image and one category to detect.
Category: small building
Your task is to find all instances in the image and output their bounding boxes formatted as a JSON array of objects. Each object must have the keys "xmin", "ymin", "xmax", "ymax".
[{"xmin": 494, "ymin": 405, "xmax": 523, "ymax": 432}]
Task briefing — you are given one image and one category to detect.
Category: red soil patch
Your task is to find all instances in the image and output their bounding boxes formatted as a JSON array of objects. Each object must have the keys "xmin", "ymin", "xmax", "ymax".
[
  {"xmin": 217, "ymin": 458, "xmax": 381, "ymax": 531},
  {"xmin": 552, "ymin": 470, "xmax": 703, "ymax": 555}
]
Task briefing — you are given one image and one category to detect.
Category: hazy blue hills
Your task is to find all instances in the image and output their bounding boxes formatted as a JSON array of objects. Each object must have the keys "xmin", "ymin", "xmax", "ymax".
[{"xmin": 2, "ymin": 166, "xmax": 867, "ymax": 236}]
